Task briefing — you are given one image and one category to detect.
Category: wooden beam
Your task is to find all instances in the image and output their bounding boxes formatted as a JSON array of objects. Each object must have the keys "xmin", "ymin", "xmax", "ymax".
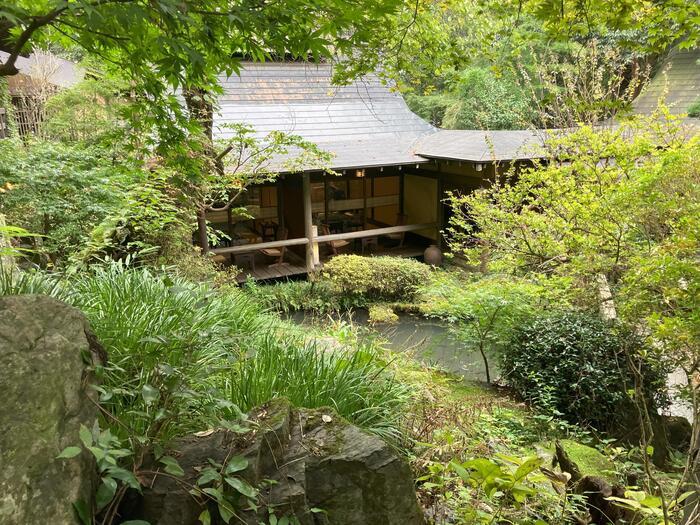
[
  {"xmin": 302, "ymin": 172, "xmax": 314, "ymax": 271},
  {"xmin": 315, "ymin": 223, "xmax": 436, "ymax": 243},
  {"xmin": 437, "ymin": 176, "xmax": 445, "ymax": 249},
  {"xmin": 323, "ymin": 173, "xmax": 329, "ymax": 222},
  {"xmin": 213, "ymin": 222, "xmax": 436, "ymax": 256},
  {"xmin": 210, "ymin": 237, "xmax": 309, "ymax": 255}
]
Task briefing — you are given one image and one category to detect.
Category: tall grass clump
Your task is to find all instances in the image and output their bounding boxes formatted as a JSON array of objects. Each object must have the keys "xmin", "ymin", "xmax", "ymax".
[
  {"xmin": 0, "ymin": 264, "xmax": 65, "ymax": 298},
  {"xmin": 69, "ymin": 262, "xmax": 271, "ymax": 438},
  {"xmin": 245, "ymin": 278, "xmax": 365, "ymax": 314},
  {"xmin": 225, "ymin": 333, "xmax": 410, "ymax": 443}
]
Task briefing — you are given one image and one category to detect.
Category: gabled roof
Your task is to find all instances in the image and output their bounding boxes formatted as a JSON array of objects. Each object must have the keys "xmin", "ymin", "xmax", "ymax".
[
  {"xmin": 214, "ymin": 62, "xmax": 434, "ymax": 170},
  {"xmin": 213, "ymin": 62, "xmax": 543, "ymax": 171},
  {"xmin": 633, "ymin": 47, "xmax": 700, "ymax": 117},
  {"xmin": 415, "ymin": 129, "xmax": 546, "ymax": 162},
  {"xmin": 0, "ymin": 51, "xmax": 83, "ymax": 93}
]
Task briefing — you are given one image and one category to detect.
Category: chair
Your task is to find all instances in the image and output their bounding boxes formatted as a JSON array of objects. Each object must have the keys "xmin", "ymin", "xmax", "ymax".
[
  {"xmin": 361, "ymin": 234, "xmax": 378, "ymax": 254},
  {"xmin": 259, "ymin": 227, "xmax": 288, "ymax": 267},
  {"xmin": 385, "ymin": 213, "xmax": 407, "ymax": 248},
  {"xmin": 260, "ymin": 221, "xmax": 278, "ymax": 242},
  {"xmin": 320, "ymin": 224, "xmax": 350, "ymax": 256}
]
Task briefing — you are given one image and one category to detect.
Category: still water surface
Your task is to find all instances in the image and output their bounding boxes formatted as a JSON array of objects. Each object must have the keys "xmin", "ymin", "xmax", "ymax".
[{"xmin": 287, "ymin": 310, "xmax": 492, "ymax": 383}]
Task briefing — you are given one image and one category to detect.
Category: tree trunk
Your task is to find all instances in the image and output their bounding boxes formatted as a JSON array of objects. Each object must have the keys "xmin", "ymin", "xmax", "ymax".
[
  {"xmin": 196, "ymin": 209, "xmax": 209, "ymax": 255},
  {"xmin": 684, "ymin": 422, "xmax": 700, "ymax": 524},
  {"xmin": 184, "ymin": 86, "xmax": 219, "ymax": 257},
  {"xmin": 479, "ymin": 342, "xmax": 491, "ymax": 384},
  {"xmin": 596, "ymin": 273, "xmax": 617, "ymax": 322}
]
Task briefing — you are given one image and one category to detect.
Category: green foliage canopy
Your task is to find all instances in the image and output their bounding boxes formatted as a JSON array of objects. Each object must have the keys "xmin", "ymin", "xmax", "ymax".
[
  {"xmin": 501, "ymin": 310, "xmax": 668, "ymax": 430},
  {"xmin": 0, "ymin": 0, "xmax": 406, "ymax": 146}
]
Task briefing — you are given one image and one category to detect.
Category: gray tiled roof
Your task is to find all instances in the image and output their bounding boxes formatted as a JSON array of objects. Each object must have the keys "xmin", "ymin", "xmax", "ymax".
[
  {"xmin": 633, "ymin": 47, "xmax": 700, "ymax": 117},
  {"xmin": 213, "ymin": 62, "xmax": 548, "ymax": 170},
  {"xmin": 0, "ymin": 51, "xmax": 83, "ymax": 91},
  {"xmin": 214, "ymin": 62, "xmax": 435, "ymax": 170},
  {"xmin": 415, "ymin": 129, "xmax": 547, "ymax": 162}
]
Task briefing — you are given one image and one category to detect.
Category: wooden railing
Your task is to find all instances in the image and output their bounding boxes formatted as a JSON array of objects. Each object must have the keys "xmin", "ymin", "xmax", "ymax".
[
  {"xmin": 210, "ymin": 237, "xmax": 309, "ymax": 256},
  {"xmin": 315, "ymin": 223, "xmax": 435, "ymax": 243},
  {"xmin": 209, "ymin": 222, "xmax": 436, "ymax": 256}
]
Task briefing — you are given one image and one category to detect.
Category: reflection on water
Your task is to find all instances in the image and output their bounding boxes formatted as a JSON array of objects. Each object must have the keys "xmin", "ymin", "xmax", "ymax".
[{"xmin": 286, "ymin": 310, "xmax": 492, "ymax": 383}]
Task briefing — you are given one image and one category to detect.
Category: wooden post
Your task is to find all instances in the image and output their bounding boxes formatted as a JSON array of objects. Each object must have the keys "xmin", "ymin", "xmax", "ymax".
[
  {"xmin": 399, "ymin": 171, "xmax": 405, "ymax": 216},
  {"xmin": 370, "ymin": 171, "xmax": 375, "ymax": 221},
  {"xmin": 197, "ymin": 209, "xmax": 209, "ymax": 255},
  {"xmin": 436, "ymin": 176, "xmax": 445, "ymax": 249},
  {"xmin": 302, "ymin": 172, "xmax": 314, "ymax": 271},
  {"xmin": 362, "ymin": 171, "xmax": 367, "ymax": 228},
  {"xmin": 323, "ymin": 174, "xmax": 329, "ymax": 224},
  {"xmin": 277, "ymin": 178, "xmax": 285, "ymax": 230}
]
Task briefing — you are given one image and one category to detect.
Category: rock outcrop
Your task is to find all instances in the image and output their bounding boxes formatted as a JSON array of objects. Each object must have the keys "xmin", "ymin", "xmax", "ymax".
[
  {"xmin": 125, "ymin": 398, "xmax": 423, "ymax": 525},
  {"xmin": 0, "ymin": 295, "xmax": 105, "ymax": 524}
]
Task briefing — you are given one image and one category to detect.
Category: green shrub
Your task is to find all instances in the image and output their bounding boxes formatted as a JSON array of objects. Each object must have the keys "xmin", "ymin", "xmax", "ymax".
[
  {"xmin": 368, "ymin": 304, "xmax": 399, "ymax": 325},
  {"xmin": 405, "ymin": 93, "xmax": 456, "ymax": 127},
  {"xmin": 441, "ymin": 66, "xmax": 533, "ymax": 130},
  {"xmin": 69, "ymin": 262, "xmax": 270, "ymax": 438},
  {"xmin": 322, "ymin": 255, "xmax": 431, "ymax": 302},
  {"xmin": 501, "ymin": 311, "xmax": 668, "ymax": 431},
  {"xmin": 244, "ymin": 278, "xmax": 365, "ymax": 313},
  {"xmin": 0, "ymin": 265, "xmax": 65, "ymax": 298},
  {"xmin": 225, "ymin": 333, "xmax": 410, "ymax": 442},
  {"xmin": 688, "ymin": 98, "xmax": 700, "ymax": 118},
  {"xmin": 0, "ymin": 138, "xmax": 128, "ymax": 264}
]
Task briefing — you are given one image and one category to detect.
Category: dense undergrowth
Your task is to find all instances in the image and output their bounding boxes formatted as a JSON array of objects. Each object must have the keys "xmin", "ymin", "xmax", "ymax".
[{"xmin": 243, "ymin": 257, "xmax": 689, "ymax": 523}]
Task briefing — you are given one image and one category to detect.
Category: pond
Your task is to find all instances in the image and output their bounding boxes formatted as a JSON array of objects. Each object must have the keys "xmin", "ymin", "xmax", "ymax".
[{"xmin": 286, "ymin": 310, "xmax": 494, "ymax": 383}]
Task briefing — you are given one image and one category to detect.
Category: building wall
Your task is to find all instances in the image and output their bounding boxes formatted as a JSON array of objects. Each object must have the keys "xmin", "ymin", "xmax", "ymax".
[{"xmin": 403, "ymin": 174, "xmax": 437, "ymax": 240}]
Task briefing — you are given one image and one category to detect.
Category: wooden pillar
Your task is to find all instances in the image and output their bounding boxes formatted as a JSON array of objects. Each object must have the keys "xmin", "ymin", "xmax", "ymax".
[
  {"xmin": 197, "ymin": 209, "xmax": 209, "ymax": 255},
  {"xmin": 302, "ymin": 172, "xmax": 314, "ymax": 271},
  {"xmin": 323, "ymin": 174, "xmax": 329, "ymax": 224},
  {"xmin": 362, "ymin": 173, "xmax": 367, "ymax": 228},
  {"xmin": 436, "ymin": 175, "xmax": 445, "ymax": 249},
  {"xmin": 370, "ymin": 172, "xmax": 375, "ymax": 220},
  {"xmin": 226, "ymin": 204, "xmax": 234, "ymax": 239},
  {"xmin": 399, "ymin": 171, "xmax": 405, "ymax": 216},
  {"xmin": 277, "ymin": 178, "xmax": 285, "ymax": 230}
]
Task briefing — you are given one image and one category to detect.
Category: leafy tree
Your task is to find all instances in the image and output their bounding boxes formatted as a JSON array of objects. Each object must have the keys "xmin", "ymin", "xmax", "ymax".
[
  {"xmin": 0, "ymin": 1, "xmax": 406, "ymax": 140},
  {"xmin": 407, "ymin": 66, "xmax": 533, "ymax": 129},
  {"xmin": 43, "ymin": 76, "xmax": 126, "ymax": 146},
  {"xmin": 446, "ymin": 111, "xmax": 700, "ymax": 521},
  {"xmin": 0, "ymin": 138, "xmax": 130, "ymax": 264},
  {"xmin": 443, "ymin": 66, "xmax": 533, "ymax": 129},
  {"xmin": 420, "ymin": 273, "xmax": 548, "ymax": 383},
  {"xmin": 479, "ymin": 0, "xmax": 700, "ymax": 52}
]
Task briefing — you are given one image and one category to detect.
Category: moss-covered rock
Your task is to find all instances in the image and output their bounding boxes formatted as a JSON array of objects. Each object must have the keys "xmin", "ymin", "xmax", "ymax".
[
  {"xmin": 553, "ymin": 439, "xmax": 616, "ymax": 481},
  {"xmin": 368, "ymin": 304, "xmax": 399, "ymax": 325},
  {"xmin": 128, "ymin": 398, "xmax": 423, "ymax": 524},
  {"xmin": 0, "ymin": 295, "xmax": 105, "ymax": 524}
]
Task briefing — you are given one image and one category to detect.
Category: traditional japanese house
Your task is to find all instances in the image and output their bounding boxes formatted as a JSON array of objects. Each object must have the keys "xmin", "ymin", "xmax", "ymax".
[
  {"xmin": 207, "ymin": 61, "xmax": 545, "ymax": 280},
  {"xmin": 0, "ymin": 50, "xmax": 82, "ymax": 137}
]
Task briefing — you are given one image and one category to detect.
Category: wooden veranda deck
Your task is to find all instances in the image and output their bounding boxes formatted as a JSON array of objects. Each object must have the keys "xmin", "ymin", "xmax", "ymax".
[{"xmin": 233, "ymin": 244, "xmax": 426, "ymax": 283}]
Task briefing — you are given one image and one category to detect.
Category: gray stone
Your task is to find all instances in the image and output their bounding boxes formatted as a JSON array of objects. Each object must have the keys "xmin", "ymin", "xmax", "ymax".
[
  {"xmin": 128, "ymin": 398, "xmax": 423, "ymax": 525},
  {"xmin": 0, "ymin": 295, "xmax": 105, "ymax": 525},
  {"xmin": 663, "ymin": 415, "xmax": 692, "ymax": 451}
]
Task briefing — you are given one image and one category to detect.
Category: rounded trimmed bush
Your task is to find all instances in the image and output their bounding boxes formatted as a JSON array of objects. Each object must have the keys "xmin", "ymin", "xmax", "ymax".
[
  {"xmin": 501, "ymin": 311, "xmax": 668, "ymax": 431},
  {"xmin": 322, "ymin": 255, "xmax": 431, "ymax": 302}
]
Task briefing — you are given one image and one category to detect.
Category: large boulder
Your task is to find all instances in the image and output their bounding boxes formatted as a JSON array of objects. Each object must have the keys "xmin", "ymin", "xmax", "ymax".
[
  {"xmin": 0, "ymin": 295, "xmax": 105, "ymax": 524},
  {"xmin": 125, "ymin": 398, "xmax": 423, "ymax": 525}
]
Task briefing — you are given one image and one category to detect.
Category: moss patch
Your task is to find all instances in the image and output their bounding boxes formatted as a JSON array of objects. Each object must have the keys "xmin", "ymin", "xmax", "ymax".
[{"xmin": 552, "ymin": 439, "xmax": 617, "ymax": 481}]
